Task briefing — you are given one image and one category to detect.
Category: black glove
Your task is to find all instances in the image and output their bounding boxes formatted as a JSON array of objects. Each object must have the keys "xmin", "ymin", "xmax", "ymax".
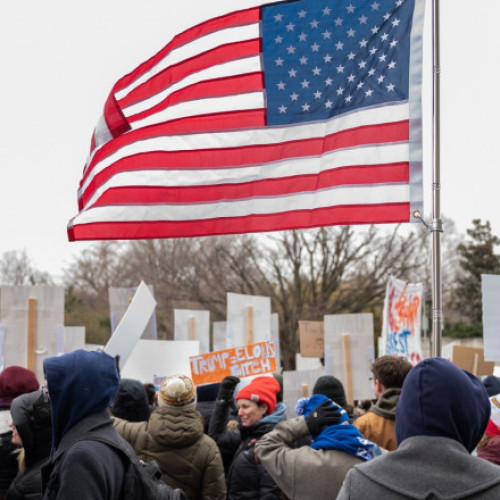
[
  {"xmin": 218, "ymin": 376, "xmax": 240, "ymax": 401},
  {"xmin": 305, "ymin": 401, "xmax": 342, "ymax": 435}
]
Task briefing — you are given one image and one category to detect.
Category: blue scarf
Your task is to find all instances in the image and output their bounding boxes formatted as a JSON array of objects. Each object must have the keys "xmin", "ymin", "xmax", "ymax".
[{"xmin": 296, "ymin": 394, "xmax": 381, "ymax": 461}]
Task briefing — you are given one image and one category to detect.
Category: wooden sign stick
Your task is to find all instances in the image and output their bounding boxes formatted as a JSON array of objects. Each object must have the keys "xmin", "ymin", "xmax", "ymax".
[
  {"xmin": 342, "ymin": 333, "xmax": 354, "ymax": 404},
  {"xmin": 27, "ymin": 298, "xmax": 37, "ymax": 373},
  {"xmin": 188, "ymin": 316, "xmax": 196, "ymax": 341},
  {"xmin": 245, "ymin": 306, "xmax": 254, "ymax": 345}
]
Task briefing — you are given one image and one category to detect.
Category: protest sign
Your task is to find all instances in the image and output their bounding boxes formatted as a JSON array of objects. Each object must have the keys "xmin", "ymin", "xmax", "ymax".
[
  {"xmin": 190, "ymin": 340, "xmax": 277, "ymax": 385},
  {"xmin": 299, "ymin": 320, "xmax": 324, "ymax": 358},
  {"xmin": 452, "ymin": 345, "xmax": 494, "ymax": 377},
  {"xmin": 380, "ymin": 275, "xmax": 423, "ymax": 364}
]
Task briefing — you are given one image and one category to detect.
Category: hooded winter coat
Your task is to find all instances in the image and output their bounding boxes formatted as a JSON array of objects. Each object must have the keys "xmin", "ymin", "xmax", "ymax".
[
  {"xmin": 113, "ymin": 404, "xmax": 226, "ymax": 500},
  {"xmin": 40, "ymin": 350, "xmax": 130, "ymax": 500},
  {"xmin": 353, "ymin": 387, "xmax": 400, "ymax": 451},
  {"xmin": 337, "ymin": 357, "xmax": 500, "ymax": 500},
  {"xmin": 6, "ymin": 390, "xmax": 52, "ymax": 500},
  {"xmin": 111, "ymin": 378, "xmax": 150, "ymax": 422}
]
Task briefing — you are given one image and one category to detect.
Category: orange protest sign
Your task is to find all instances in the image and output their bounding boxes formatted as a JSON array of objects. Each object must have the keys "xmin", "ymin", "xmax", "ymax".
[{"xmin": 190, "ymin": 341, "xmax": 277, "ymax": 385}]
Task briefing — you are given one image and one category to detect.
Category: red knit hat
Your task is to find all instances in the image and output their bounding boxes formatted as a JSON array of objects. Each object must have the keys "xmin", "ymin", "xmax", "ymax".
[
  {"xmin": 0, "ymin": 366, "xmax": 39, "ymax": 407},
  {"xmin": 236, "ymin": 376, "xmax": 281, "ymax": 414}
]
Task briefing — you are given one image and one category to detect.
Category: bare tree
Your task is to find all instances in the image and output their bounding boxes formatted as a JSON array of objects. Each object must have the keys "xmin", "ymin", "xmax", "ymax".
[{"xmin": 0, "ymin": 249, "xmax": 52, "ymax": 285}]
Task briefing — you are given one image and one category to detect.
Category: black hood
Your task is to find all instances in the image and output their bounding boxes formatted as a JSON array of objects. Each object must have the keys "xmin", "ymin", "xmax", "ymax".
[
  {"xmin": 395, "ymin": 357, "xmax": 490, "ymax": 452},
  {"xmin": 10, "ymin": 389, "xmax": 52, "ymax": 465},
  {"xmin": 112, "ymin": 378, "xmax": 150, "ymax": 422}
]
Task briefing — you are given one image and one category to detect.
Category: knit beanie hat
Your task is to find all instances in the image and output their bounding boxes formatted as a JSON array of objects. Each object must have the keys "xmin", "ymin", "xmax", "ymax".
[
  {"xmin": 313, "ymin": 375, "xmax": 347, "ymax": 407},
  {"xmin": 158, "ymin": 375, "xmax": 196, "ymax": 407},
  {"xmin": 483, "ymin": 375, "xmax": 500, "ymax": 397},
  {"xmin": 236, "ymin": 376, "xmax": 281, "ymax": 415},
  {"xmin": 0, "ymin": 366, "xmax": 39, "ymax": 408}
]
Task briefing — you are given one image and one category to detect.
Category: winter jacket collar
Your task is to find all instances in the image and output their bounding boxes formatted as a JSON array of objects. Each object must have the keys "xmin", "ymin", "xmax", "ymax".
[{"xmin": 370, "ymin": 388, "xmax": 400, "ymax": 419}]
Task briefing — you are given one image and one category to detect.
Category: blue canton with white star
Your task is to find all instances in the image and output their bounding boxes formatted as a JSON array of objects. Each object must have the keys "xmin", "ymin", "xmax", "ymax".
[{"xmin": 262, "ymin": 0, "xmax": 414, "ymax": 125}]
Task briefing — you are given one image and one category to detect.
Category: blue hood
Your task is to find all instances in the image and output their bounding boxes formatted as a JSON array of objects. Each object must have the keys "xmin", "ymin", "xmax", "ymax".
[
  {"xmin": 395, "ymin": 357, "xmax": 490, "ymax": 452},
  {"xmin": 43, "ymin": 349, "xmax": 119, "ymax": 449}
]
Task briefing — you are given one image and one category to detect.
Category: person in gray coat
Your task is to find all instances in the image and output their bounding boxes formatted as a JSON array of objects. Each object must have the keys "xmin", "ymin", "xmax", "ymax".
[{"xmin": 337, "ymin": 357, "xmax": 500, "ymax": 500}]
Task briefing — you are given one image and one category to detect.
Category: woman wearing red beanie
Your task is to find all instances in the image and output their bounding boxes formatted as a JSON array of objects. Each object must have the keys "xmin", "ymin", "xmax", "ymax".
[{"xmin": 208, "ymin": 375, "xmax": 284, "ymax": 500}]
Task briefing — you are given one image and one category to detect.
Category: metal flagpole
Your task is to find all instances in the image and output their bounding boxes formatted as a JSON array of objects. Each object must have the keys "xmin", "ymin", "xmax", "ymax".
[{"xmin": 431, "ymin": 0, "xmax": 443, "ymax": 357}]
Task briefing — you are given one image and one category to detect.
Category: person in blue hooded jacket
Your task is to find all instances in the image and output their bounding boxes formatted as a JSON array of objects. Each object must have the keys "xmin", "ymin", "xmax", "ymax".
[
  {"xmin": 40, "ymin": 350, "xmax": 131, "ymax": 500},
  {"xmin": 337, "ymin": 357, "xmax": 500, "ymax": 500}
]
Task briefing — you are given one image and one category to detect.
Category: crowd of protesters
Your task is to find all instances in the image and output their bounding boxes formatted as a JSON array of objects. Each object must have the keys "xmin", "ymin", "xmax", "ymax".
[{"xmin": 2, "ymin": 351, "xmax": 500, "ymax": 499}]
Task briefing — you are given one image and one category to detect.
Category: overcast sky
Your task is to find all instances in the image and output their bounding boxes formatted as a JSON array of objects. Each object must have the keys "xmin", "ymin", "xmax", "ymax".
[{"xmin": 1, "ymin": 0, "xmax": 499, "ymax": 280}]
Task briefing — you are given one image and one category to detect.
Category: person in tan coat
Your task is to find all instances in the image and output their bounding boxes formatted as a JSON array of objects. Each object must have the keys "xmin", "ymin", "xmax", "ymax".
[
  {"xmin": 113, "ymin": 374, "xmax": 226, "ymax": 500},
  {"xmin": 353, "ymin": 355, "xmax": 412, "ymax": 451}
]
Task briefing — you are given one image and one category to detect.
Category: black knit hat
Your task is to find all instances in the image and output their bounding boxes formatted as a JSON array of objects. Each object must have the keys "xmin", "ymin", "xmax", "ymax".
[{"xmin": 313, "ymin": 375, "xmax": 347, "ymax": 406}]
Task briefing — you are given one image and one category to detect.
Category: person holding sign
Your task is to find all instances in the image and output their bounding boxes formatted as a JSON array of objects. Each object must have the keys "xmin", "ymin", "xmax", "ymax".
[{"xmin": 208, "ymin": 375, "xmax": 283, "ymax": 499}]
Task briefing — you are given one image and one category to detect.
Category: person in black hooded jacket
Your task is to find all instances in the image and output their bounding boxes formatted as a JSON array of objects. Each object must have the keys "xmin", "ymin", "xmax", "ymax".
[
  {"xmin": 40, "ymin": 349, "xmax": 131, "ymax": 500},
  {"xmin": 6, "ymin": 389, "xmax": 52, "ymax": 500},
  {"xmin": 208, "ymin": 376, "xmax": 284, "ymax": 500}
]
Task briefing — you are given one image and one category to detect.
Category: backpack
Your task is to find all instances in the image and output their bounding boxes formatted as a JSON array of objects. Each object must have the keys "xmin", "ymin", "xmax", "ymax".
[{"xmin": 48, "ymin": 432, "xmax": 188, "ymax": 500}]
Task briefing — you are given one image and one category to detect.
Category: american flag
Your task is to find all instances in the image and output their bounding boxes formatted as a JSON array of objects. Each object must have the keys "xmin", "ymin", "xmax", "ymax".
[{"xmin": 67, "ymin": 0, "xmax": 425, "ymax": 241}]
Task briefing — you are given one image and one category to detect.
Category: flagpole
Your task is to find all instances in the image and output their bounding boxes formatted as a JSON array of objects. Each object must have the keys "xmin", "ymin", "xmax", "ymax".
[{"xmin": 431, "ymin": 0, "xmax": 443, "ymax": 357}]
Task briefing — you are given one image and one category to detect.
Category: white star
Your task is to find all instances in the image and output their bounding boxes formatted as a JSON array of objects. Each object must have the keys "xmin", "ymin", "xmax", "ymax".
[
  {"xmin": 335, "ymin": 17, "xmax": 343, "ymax": 26},
  {"xmin": 286, "ymin": 22, "xmax": 295, "ymax": 31},
  {"xmin": 299, "ymin": 55, "xmax": 308, "ymax": 65},
  {"xmin": 287, "ymin": 45, "xmax": 296, "ymax": 54},
  {"xmin": 392, "ymin": 18, "xmax": 401, "ymax": 27},
  {"xmin": 314, "ymin": 90, "xmax": 322, "ymax": 99},
  {"xmin": 311, "ymin": 42, "xmax": 320, "ymax": 52},
  {"xmin": 288, "ymin": 68, "xmax": 297, "ymax": 77},
  {"xmin": 369, "ymin": 47, "xmax": 377, "ymax": 55},
  {"xmin": 279, "ymin": 104, "xmax": 287, "ymax": 113},
  {"xmin": 274, "ymin": 13, "xmax": 283, "ymax": 22},
  {"xmin": 298, "ymin": 9, "xmax": 307, "ymax": 18},
  {"xmin": 345, "ymin": 94, "xmax": 352, "ymax": 103},
  {"xmin": 301, "ymin": 79, "xmax": 310, "ymax": 88},
  {"xmin": 377, "ymin": 75, "xmax": 385, "ymax": 83},
  {"xmin": 290, "ymin": 92, "xmax": 299, "ymax": 101},
  {"xmin": 371, "ymin": 26, "xmax": 379, "ymax": 34},
  {"xmin": 390, "ymin": 39, "xmax": 398, "ymax": 48},
  {"xmin": 324, "ymin": 54, "xmax": 332, "ymax": 63},
  {"xmin": 323, "ymin": 7, "xmax": 332, "ymax": 15},
  {"xmin": 323, "ymin": 30, "xmax": 332, "ymax": 39},
  {"xmin": 336, "ymin": 86, "xmax": 345, "ymax": 95},
  {"xmin": 299, "ymin": 32, "xmax": 307, "ymax": 42},
  {"xmin": 325, "ymin": 77, "xmax": 333, "ymax": 86},
  {"xmin": 336, "ymin": 64, "xmax": 345, "ymax": 73},
  {"xmin": 347, "ymin": 51, "xmax": 356, "ymax": 60},
  {"xmin": 346, "ymin": 4, "xmax": 355, "ymax": 14},
  {"xmin": 381, "ymin": 33, "xmax": 389, "ymax": 41},
  {"xmin": 347, "ymin": 73, "xmax": 356, "ymax": 82},
  {"xmin": 388, "ymin": 60, "xmax": 396, "ymax": 69},
  {"xmin": 379, "ymin": 54, "xmax": 387, "ymax": 62},
  {"xmin": 386, "ymin": 83, "xmax": 395, "ymax": 91},
  {"xmin": 368, "ymin": 68, "xmax": 376, "ymax": 76},
  {"xmin": 358, "ymin": 60, "xmax": 367, "ymax": 69},
  {"xmin": 277, "ymin": 81, "xmax": 286, "ymax": 90},
  {"xmin": 383, "ymin": 12, "xmax": 391, "ymax": 21},
  {"xmin": 275, "ymin": 57, "xmax": 284, "ymax": 66},
  {"xmin": 359, "ymin": 39, "xmax": 368, "ymax": 48},
  {"xmin": 275, "ymin": 35, "xmax": 283, "ymax": 44},
  {"xmin": 335, "ymin": 41, "xmax": 344, "ymax": 50},
  {"xmin": 359, "ymin": 15, "xmax": 368, "ymax": 24},
  {"xmin": 325, "ymin": 100, "xmax": 333, "ymax": 108},
  {"xmin": 365, "ymin": 88, "xmax": 374, "ymax": 97},
  {"xmin": 357, "ymin": 81, "xmax": 364, "ymax": 89},
  {"xmin": 310, "ymin": 19, "xmax": 319, "ymax": 28},
  {"xmin": 396, "ymin": 0, "xmax": 404, "ymax": 6},
  {"xmin": 312, "ymin": 66, "xmax": 321, "ymax": 75},
  {"xmin": 371, "ymin": 2, "xmax": 380, "ymax": 10},
  {"xmin": 302, "ymin": 103, "xmax": 311, "ymax": 111},
  {"xmin": 347, "ymin": 28, "xmax": 356, "ymax": 37}
]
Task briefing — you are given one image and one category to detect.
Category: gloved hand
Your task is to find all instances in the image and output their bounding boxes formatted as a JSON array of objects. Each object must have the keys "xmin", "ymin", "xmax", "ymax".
[
  {"xmin": 305, "ymin": 401, "xmax": 342, "ymax": 435},
  {"xmin": 218, "ymin": 376, "xmax": 240, "ymax": 401}
]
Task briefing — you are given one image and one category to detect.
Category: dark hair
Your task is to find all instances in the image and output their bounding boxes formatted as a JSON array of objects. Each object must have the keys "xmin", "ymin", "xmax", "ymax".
[{"xmin": 371, "ymin": 355, "xmax": 413, "ymax": 389}]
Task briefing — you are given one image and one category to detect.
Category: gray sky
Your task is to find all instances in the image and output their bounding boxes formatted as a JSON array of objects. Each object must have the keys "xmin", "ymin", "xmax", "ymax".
[{"xmin": 1, "ymin": 0, "xmax": 499, "ymax": 279}]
